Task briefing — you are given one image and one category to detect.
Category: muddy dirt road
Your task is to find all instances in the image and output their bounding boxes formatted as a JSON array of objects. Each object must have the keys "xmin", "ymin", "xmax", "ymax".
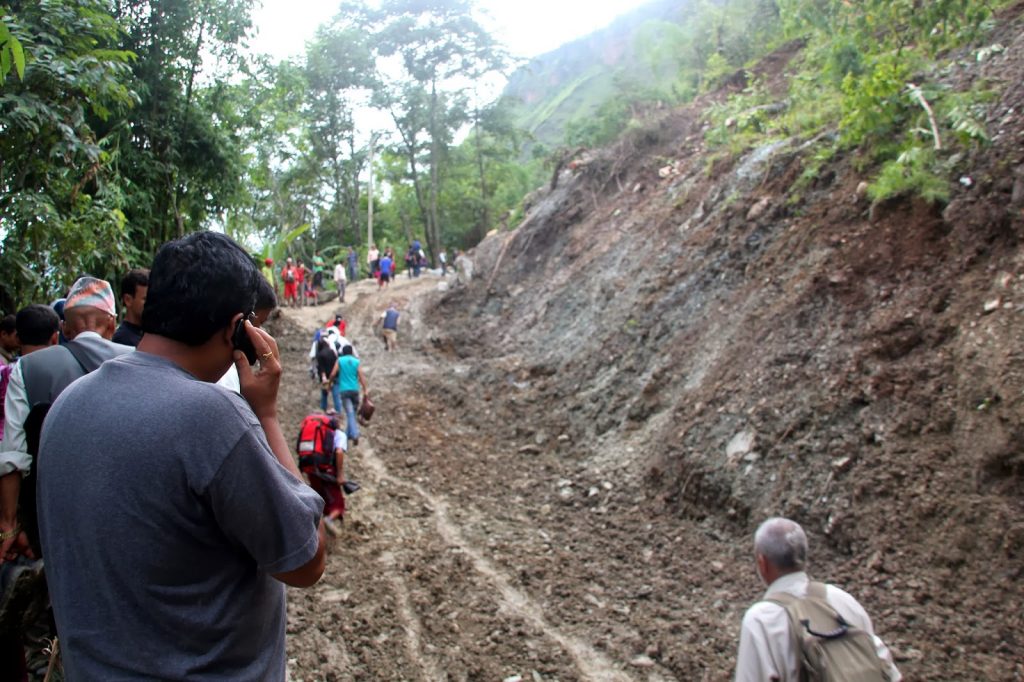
[
  {"xmin": 272, "ymin": 263, "xmax": 1023, "ymax": 681},
  {"xmin": 272, "ymin": 274, "xmax": 756, "ymax": 681}
]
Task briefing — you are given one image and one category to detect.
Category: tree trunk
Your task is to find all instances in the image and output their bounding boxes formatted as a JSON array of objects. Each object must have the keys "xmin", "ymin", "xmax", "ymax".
[
  {"xmin": 347, "ymin": 134, "xmax": 362, "ymax": 247},
  {"xmin": 391, "ymin": 108, "xmax": 431, "ymax": 242},
  {"xmin": 426, "ymin": 79, "xmax": 441, "ymax": 266},
  {"xmin": 333, "ymin": 150, "xmax": 346, "ymax": 245},
  {"xmin": 472, "ymin": 106, "xmax": 490, "ymax": 245}
]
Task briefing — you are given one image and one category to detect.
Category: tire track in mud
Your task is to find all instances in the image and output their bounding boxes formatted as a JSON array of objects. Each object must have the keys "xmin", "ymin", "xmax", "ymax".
[
  {"xmin": 376, "ymin": 545, "xmax": 445, "ymax": 680},
  {"xmin": 358, "ymin": 440, "xmax": 637, "ymax": 682},
  {"xmin": 279, "ymin": 281, "xmax": 660, "ymax": 680}
]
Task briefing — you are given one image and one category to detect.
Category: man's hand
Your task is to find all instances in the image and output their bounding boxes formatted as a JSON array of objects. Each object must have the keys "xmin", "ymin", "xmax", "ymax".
[
  {"xmin": 0, "ymin": 472, "xmax": 26, "ymax": 564},
  {"xmin": 1, "ymin": 528, "xmax": 34, "ymax": 563},
  {"xmin": 236, "ymin": 321, "xmax": 282, "ymax": 421}
]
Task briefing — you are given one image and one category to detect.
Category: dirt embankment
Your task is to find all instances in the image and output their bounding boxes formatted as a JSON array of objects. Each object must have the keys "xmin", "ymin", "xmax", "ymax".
[{"xmin": 278, "ymin": 11, "xmax": 1024, "ymax": 681}]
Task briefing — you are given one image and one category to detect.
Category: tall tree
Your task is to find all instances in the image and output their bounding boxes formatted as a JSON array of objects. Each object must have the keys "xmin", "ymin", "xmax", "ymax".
[
  {"xmin": 304, "ymin": 21, "xmax": 374, "ymax": 247},
  {"xmin": 110, "ymin": 0, "xmax": 255, "ymax": 254},
  {"xmin": 221, "ymin": 57, "xmax": 318, "ymax": 248},
  {"xmin": 365, "ymin": 0, "xmax": 509, "ymax": 264},
  {"xmin": 0, "ymin": 0, "xmax": 137, "ymax": 311}
]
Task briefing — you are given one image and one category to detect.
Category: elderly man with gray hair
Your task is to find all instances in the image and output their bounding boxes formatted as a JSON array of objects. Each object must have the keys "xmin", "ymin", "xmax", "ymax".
[{"xmin": 735, "ymin": 517, "xmax": 902, "ymax": 681}]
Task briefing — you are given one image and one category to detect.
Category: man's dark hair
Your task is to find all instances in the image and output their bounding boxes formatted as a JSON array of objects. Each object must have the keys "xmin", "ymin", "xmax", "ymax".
[
  {"xmin": 120, "ymin": 268, "xmax": 150, "ymax": 298},
  {"xmin": 0, "ymin": 314, "xmax": 14, "ymax": 334},
  {"xmin": 142, "ymin": 232, "xmax": 260, "ymax": 346},
  {"xmin": 15, "ymin": 305, "xmax": 60, "ymax": 345},
  {"xmin": 341, "ymin": 345, "xmax": 354, "ymax": 356},
  {"xmin": 255, "ymin": 275, "xmax": 277, "ymax": 312}
]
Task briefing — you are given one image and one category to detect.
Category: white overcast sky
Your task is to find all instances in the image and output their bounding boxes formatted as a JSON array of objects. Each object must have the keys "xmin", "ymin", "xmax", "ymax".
[{"xmin": 248, "ymin": 0, "xmax": 651, "ymax": 63}]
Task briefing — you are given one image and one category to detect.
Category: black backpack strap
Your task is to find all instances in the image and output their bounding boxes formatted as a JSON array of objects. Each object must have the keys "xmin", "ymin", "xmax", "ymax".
[
  {"xmin": 765, "ymin": 581, "xmax": 851, "ymax": 653},
  {"xmin": 21, "ymin": 403, "xmax": 51, "ymax": 557}
]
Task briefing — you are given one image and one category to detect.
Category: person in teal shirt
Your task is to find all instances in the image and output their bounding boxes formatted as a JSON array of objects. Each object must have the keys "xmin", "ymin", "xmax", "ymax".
[{"xmin": 328, "ymin": 345, "xmax": 368, "ymax": 444}]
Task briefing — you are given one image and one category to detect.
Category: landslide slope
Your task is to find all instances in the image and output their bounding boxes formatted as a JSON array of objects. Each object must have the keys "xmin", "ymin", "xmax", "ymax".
[{"xmin": 413, "ymin": 10, "xmax": 1024, "ymax": 680}]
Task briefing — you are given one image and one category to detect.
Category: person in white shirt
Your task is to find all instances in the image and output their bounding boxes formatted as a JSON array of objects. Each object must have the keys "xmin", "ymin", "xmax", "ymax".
[
  {"xmin": 735, "ymin": 517, "xmax": 902, "ymax": 682},
  {"xmin": 366, "ymin": 244, "xmax": 379, "ymax": 279},
  {"xmin": 333, "ymin": 261, "xmax": 346, "ymax": 303}
]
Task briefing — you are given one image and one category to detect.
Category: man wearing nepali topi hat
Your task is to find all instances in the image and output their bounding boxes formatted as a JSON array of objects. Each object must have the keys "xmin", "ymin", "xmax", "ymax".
[{"xmin": 0, "ymin": 276, "xmax": 134, "ymax": 563}]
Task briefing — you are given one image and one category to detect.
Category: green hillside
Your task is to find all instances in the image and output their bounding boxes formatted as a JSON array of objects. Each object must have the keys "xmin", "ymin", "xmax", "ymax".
[
  {"xmin": 503, "ymin": 0, "xmax": 787, "ymax": 150},
  {"xmin": 503, "ymin": 0, "xmax": 688, "ymax": 149}
]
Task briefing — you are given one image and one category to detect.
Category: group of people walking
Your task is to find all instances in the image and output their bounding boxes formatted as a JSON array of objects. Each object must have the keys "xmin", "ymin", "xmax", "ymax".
[
  {"xmin": 365, "ymin": 240, "xmax": 450, "ymax": 289},
  {"xmin": 0, "ymin": 233, "xmax": 327, "ymax": 678},
  {"xmin": 305, "ymin": 314, "xmax": 368, "ymax": 537},
  {"xmin": 270, "ymin": 254, "xmax": 324, "ymax": 307},
  {"xmin": 0, "ymin": 231, "xmax": 904, "ymax": 681},
  {"xmin": 266, "ymin": 241, "xmax": 442, "ymax": 303}
]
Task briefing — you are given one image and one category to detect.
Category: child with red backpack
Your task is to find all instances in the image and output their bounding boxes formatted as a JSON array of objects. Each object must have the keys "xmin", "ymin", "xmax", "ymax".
[{"xmin": 296, "ymin": 412, "xmax": 360, "ymax": 537}]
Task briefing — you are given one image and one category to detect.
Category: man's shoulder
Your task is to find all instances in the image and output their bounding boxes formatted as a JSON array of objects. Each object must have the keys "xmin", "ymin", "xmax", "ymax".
[
  {"xmin": 18, "ymin": 344, "xmax": 74, "ymax": 371},
  {"xmin": 742, "ymin": 598, "xmax": 786, "ymax": 625},
  {"xmin": 69, "ymin": 357, "xmax": 258, "ymax": 435}
]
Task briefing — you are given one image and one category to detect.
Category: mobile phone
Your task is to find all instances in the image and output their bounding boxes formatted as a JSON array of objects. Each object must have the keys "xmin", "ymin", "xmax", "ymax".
[{"xmin": 232, "ymin": 312, "xmax": 258, "ymax": 365}]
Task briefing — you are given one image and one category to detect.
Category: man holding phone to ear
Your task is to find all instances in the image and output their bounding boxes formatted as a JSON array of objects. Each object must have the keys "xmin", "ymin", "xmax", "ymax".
[{"xmin": 36, "ymin": 231, "xmax": 326, "ymax": 679}]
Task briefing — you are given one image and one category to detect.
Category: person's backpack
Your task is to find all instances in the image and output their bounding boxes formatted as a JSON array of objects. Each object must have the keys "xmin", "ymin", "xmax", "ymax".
[
  {"xmin": 296, "ymin": 414, "xmax": 338, "ymax": 481},
  {"xmin": 767, "ymin": 582, "xmax": 890, "ymax": 682}
]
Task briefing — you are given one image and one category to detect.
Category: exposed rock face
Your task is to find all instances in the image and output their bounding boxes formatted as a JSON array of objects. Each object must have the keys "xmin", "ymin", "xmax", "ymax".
[{"xmin": 413, "ymin": 22, "xmax": 1024, "ymax": 679}]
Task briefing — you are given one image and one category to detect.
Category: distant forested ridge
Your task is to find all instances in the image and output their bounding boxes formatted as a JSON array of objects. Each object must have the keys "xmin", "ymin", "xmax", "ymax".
[{"xmin": 0, "ymin": 0, "xmax": 1010, "ymax": 311}]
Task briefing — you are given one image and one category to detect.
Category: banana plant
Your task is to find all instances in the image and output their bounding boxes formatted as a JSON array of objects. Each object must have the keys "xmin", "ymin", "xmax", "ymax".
[{"xmin": 259, "ymin": 223, "xmax": 311, "ymax": 263}]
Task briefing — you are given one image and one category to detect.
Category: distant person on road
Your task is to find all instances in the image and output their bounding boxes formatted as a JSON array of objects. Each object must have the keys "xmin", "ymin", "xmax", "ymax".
[
  {"xmin": 735, "ymin": 517, "xmax": 901, "ymax": 682},
  {"xmin": 112, "ymin": 268, "xmax": 149, "ymax": 347},
  {"xmin": 328, "ymin": 344, "xmax": 368, "ymax": 446},
  {"xmin": 37, "ymin": 231, "xmax": 326, "ymax": 680},
  {"xmin": 413, "ymin": 244, "xmax": 425, "ymax": 278},
  {"xmin": 386, "ymin": 247, "xmax": 397, "ymax": 278},
  {"xmin": 326, "ymin": 313, "xmax": 346, "ymax": 337},
  {"xmin": 315, "ymin": 337, "xmax": 340, "ymax": 413},
  {"xmin": 334, "ymin": 260, "xmax": 346, "ymax": 303},
  {"xmin": 439, "ymin": 249, "xmax": 448, "ymax": 276},
  {"xmin": 262, "ymin": 257, "xmax": 278, "ymax": 297},
  {"xmin": 296, "ymin": 259, "xmax": 308, "ymax": 307},
  {"xmin": 309, "ymin": 323, "xmax": 356, "ymax": 362},
  {"xmin": 311, "ymin": 252, "xmax": 325, "ymax": 304},
  {"xmin": 282, "ymin": 257, "xmax": 299, "ymax": 307},
  {"xmin": 312, "ymin": 250, "xmax": 325, "ymax": 280},
  {"xmin": 380, "ymin": 302, "xmax": 399, "ymax": 351},
  {"xmin": 379, "ymin": 251, "xmax": 393, "ymax": 289},
  {"xmin": 367, "ymin": 244, "xmax": 379, "ymax": 279},
  {"xmin": 347, "ymin": 246, "xmax": 358, "ymax": 283}
]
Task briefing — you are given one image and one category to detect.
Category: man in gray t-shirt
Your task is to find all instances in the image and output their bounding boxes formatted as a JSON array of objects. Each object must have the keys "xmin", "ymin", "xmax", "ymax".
[{"xmin": 37, "ymin": 232, "xmax": 326, "ymax": 680}]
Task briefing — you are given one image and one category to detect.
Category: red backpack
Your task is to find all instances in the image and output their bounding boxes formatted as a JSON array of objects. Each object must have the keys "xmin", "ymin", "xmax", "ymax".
[{"xmin": 296, "ymin": 414, "xmax": 337, "ymax": 475}]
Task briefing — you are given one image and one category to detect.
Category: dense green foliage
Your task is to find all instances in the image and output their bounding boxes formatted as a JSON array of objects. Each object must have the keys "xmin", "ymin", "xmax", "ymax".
[
  {"xmin": 701, "ymin": 0, "xmax": 1007, "ymax": 204},
  {"xmin": 507, "ymin": 0, "xmax": 782, "ymax": 149},
  {"xmin": 0, "ymin": 0, "xmax": 536, "ymax": 310},
  {"xmin": 0, "ymin": 0, "xmax": 138, "ymax": 311},
  {"xmin": 0, "ymin": 0, "xmax": 1011, "ymax": 311}
]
